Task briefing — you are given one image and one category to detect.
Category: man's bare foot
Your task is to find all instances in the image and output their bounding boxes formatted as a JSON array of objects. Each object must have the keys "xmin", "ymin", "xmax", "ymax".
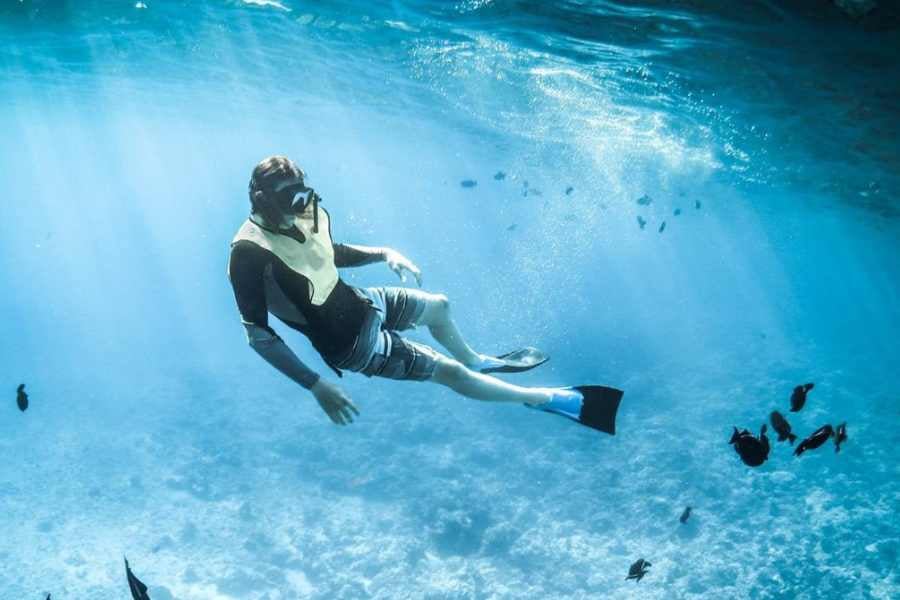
[{"xmin": 464, "ymin": 354, "xmax": 506, "ymax": 372}]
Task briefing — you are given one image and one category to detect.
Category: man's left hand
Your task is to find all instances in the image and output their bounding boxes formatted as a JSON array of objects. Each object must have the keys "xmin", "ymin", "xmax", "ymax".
[{"xmin": 385, "ymin": 249, "xmax": 422, "ymax": 287}]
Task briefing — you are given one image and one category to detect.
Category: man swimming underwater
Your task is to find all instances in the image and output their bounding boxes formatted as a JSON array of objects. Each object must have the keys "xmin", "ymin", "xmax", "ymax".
[{"xmin": 228, "ymin": 156, "xmax": 622, "ymax": 433}]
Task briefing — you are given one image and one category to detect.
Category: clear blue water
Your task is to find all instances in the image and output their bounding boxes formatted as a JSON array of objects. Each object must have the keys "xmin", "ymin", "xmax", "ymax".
[{"xmin": 2, "ymin": 1, "xmax": 899, "ymax": 598}]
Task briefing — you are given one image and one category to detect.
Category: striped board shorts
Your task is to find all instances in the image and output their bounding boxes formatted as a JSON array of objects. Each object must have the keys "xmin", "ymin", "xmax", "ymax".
[{"xmin": 335, "ymin": 287, "xmax": 442, "ymax": 381}]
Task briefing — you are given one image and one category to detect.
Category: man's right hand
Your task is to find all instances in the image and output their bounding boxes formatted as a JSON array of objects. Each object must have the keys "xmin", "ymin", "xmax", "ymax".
[{"xmin": 311, "ymin": 379, "xmax": 360, "ymax": 425}]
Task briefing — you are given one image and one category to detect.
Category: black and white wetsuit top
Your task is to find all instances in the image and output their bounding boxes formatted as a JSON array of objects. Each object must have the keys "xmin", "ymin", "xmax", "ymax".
[{"xmin": 227, "ymin": 218, "xmax": 376, "ymax": 366}]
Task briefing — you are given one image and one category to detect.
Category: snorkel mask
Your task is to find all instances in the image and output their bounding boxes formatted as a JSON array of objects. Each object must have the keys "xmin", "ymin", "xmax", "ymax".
[
  {"xmin": 272, "ymin": 181, "xmax": 316, "ymax": 214},
  {"xmin": 254, "ymin": 179, "xmax": 322, "ymax": 233}
]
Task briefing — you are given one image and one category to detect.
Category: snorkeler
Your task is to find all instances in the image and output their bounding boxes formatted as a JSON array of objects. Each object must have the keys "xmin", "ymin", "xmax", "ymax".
[{"xmin": 227, "ymin": 156, "xmax": 623, "ymax": 433}]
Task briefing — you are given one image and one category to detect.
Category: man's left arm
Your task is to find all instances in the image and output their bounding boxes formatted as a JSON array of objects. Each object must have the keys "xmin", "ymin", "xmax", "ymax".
[
  {"xmin": 333, "ymin": 243, "xmax": 387, "ymax": 267},
  {"xmin": 333, "ymin": 243, "xmax": 422, "ymax": 286}
]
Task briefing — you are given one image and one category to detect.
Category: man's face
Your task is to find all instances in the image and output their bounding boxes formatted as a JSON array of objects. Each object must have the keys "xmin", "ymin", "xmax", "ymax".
[{"xmin": 267, "ymin": 170, "xmax": 315, "ymax": 230}]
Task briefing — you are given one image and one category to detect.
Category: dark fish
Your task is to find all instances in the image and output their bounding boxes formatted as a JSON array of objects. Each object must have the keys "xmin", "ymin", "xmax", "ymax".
[
  {"xmin": 794, "ymin": 424, "xmax": 834, "ymax": 457},
  {"xmin": 506, "ymin": 223, "xmax": 517, "ymax": 231},
  {"xmin": 695, "ymin": 200, "xmax": 701, "ymax": 209},
  {"xmin": 834, "ymin": 422, "xmax": 847, "ymax": 453},
  {"xmin": 522, "ymin": 180, "xmax": 529, "ymax": 188},
  {"xmin": 637, "ymin": 194, "xmax": 653, "ymax": 206},
  {"xmin": 460, "ymin": 179, "xmax": 477, "ymax": 188},
  {"xmin": 493, "ymin": 171, "xmax": 506, "ymax": 180},
  {"xmin": 770, "ymin": 411, "xmax": 797, "ymax": 445},
  {"xmin": 125, "ymin": 557, "xmax": 151, "ymax": 600},
  {"xmin": 626, "ymin": 558, "xmax": 651, "ymax": 582},
  {"xmin": 679, "ymin": 506, "xmax": 692, "ymax": 524},
  {"xmin": 565, "ymin": 186, "xmax": 574, "ymax": 195},
  {"xmin": 658, "ymin": 221, "xmax": 666, "ymax": 233},
  {"xmin": 790, "ymin": 383, "xmax": 814, "ymax": 412},
  {"xmin": 730, "ymin": 424, "xmax": 770, "ymax": 467},
  {"xmin": 637, "ymin": 216, "xmax": 647, "ymax": 229},
  {"xmin": 17, "ymin": 384, "xmax": 28, "ymax": 412},
  {"xmin": 674, "ymin": 208, "xmax": 682, "ymax": 216}
]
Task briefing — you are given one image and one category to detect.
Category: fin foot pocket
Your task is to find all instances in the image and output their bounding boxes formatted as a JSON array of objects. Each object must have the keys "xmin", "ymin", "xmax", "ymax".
[{"xmin": 480, "ymin": 346, "xmax": 549, "ymax": 374}]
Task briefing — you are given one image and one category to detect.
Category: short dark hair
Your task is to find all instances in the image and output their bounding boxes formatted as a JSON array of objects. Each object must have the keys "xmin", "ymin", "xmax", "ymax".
[{"xmin": 248, "ymin": 156, "xmax": 304, "ymax": 202}]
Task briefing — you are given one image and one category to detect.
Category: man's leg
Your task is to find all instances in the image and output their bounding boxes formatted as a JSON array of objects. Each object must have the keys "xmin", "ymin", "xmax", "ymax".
[
  {"xmin": 429, "ymin": 355, "xmax": 555, "ymax": 404},
  {"xmin": 414, "ymin": 292, "xmax": 499, "ymax": 369},
  {"xmin": 358, "ymin": 328, "xmax": 576, "ymax": 407}
]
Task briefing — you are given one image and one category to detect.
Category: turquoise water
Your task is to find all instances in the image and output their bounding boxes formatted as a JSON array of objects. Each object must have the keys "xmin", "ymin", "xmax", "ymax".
[{"xmin": 2, "ymin": 1, "xmax": 899, "ymax": 598}]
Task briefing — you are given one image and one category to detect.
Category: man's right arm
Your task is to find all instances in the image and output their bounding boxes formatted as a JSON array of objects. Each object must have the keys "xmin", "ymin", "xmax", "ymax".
[
  {"xmin": 243, "ymin": 324, "xmax": 320, "ymax": 389},
  {"xmin": 246, "ymin": 325, "xmax": 357, "ymax": 424},
  {"xmin": 228, "ymin": 243, "xmax": 320, "ymax": 389},
  {"xmin": 228, "ymin": 243, "xmax": 359, "ymax": 424}
]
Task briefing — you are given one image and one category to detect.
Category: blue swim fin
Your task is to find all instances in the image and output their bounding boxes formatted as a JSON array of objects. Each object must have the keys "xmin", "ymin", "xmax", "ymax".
[{"xmin": 527, "ymin": 385, "xmax": 624, "ymax": 435}]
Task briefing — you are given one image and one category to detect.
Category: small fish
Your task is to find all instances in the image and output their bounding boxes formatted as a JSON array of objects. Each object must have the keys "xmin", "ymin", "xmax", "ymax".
[
  {"xmin": 794, "ymin": 424, "xmax": 834, "ymax": 457},
  {"xmin": 125, "ymin": 557, "xmax": 151, "ymax": 600},
  {"xmin": 790, "ymin": 383, "xmax": 814, "ymax": 412},
  {"xmin": 493, "ymin": 171, "xmax": 506, "ymax": 180},
  {"xmin": 522, "ymin": 180, "xmax": 529, "ymax": 188},
  {"xmin": 16, "ymin": 384, "xmax": 28, "ymax": 412},
  {"xmin": 626, "ymin": 558, "xmax": 651, "ymax": 582},
  {"xmin": 674, "ymin": 208, "xmax": 682, "ymax": 216},
  {"xmin": 770, "ymin": 411, "xmax": 797, "ymax": 445},
  {"xmin": 349, "ymin": 474, "xmax": 375, "ymax": 488},
  {"xmin": 530, "ymin": 189, "xmax": 543, "ymax": 196},
  {"xmin": 695, "ymin": 200, "xmax": 701, "ymax": 209},
  {"xmin": 730, "ymin": 424, "xmax": 770, "ymax": 467},
  {"xmin": 637, "ymin": 194, "xmax": 653, "ymax": 206},
  {"xmin": 833, "ymin": 422, "xmax": 847, "ymax": 453},
  {"xmin": 679, "ymin": 506, "xmax": 692, "ymax": 524},
  {"xmin": 506, "ymin": 223, "xmax": 517, "ymax": 231},
  {"xmin": 637, "ymin": 216, "xmax": 647, "ymax": 230},
  {"xmin": 460, "ymin": 179, "xmax": 477, "ymax": 188},
  {"xmin": 565, "ymin": 186, "xmax": 574, "ymax": 195},
  {"xmin": 658, "ymin": 221, "xmax": 666, "ymax": 233}
]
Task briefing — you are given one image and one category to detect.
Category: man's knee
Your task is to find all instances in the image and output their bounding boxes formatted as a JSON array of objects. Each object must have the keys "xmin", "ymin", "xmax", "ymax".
[
  {"xmin": 421, "ymin": 293, "xmax": 451, "ymax": 326},
  {"xmin": 431, "ymin": 355, "xmax": 467, "ymax": 384}
]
